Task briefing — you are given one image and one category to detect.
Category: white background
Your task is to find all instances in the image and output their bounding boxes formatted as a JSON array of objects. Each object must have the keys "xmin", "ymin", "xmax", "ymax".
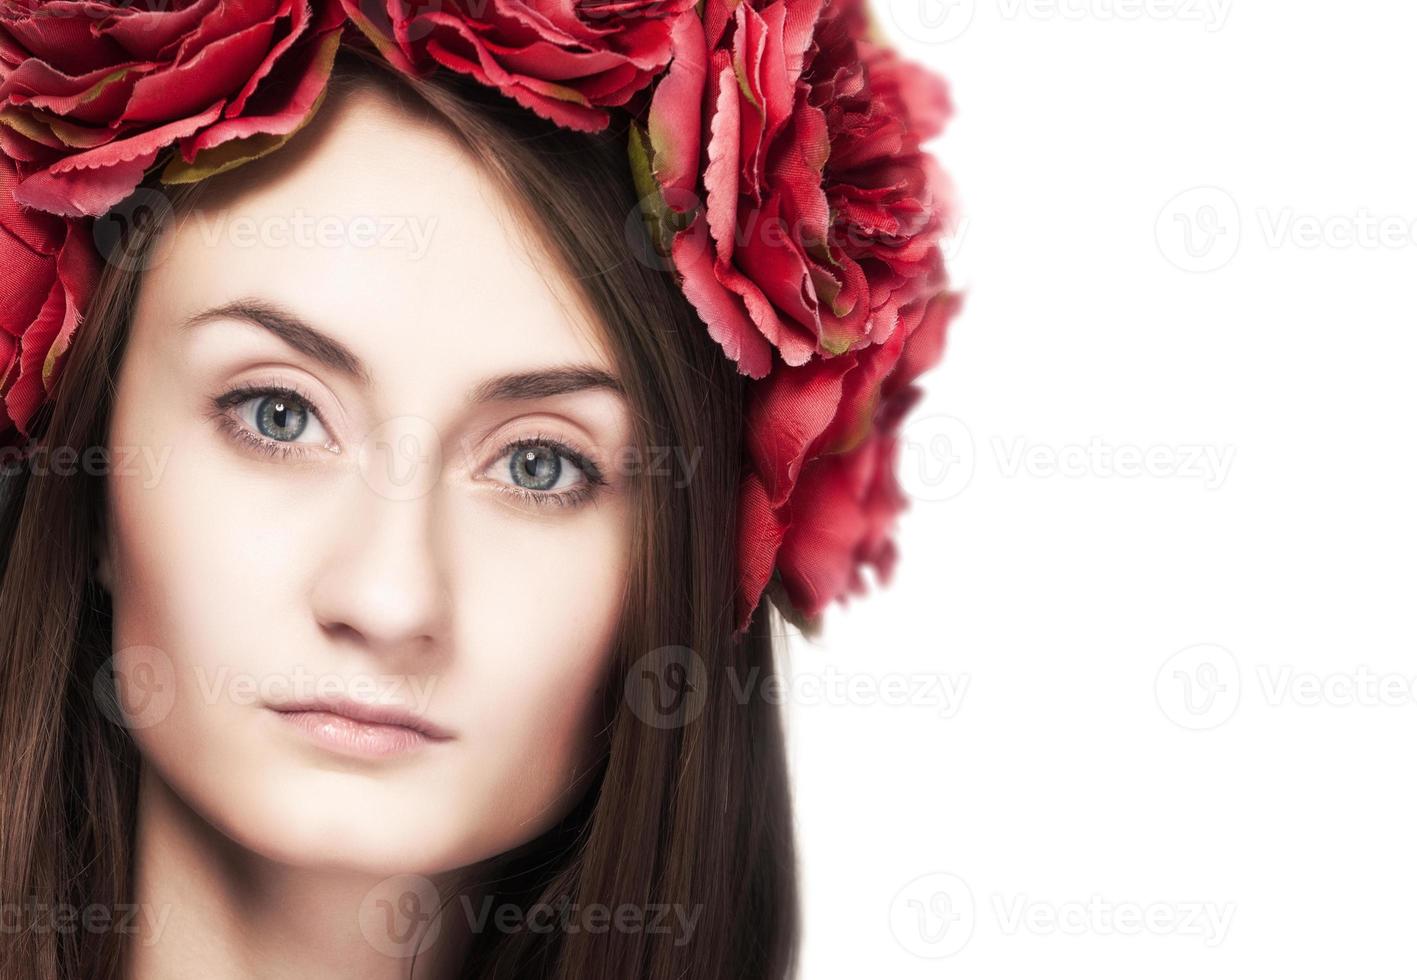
[{"xmin": 785, "ymin": 2, "xmax": 1417, "ymax": 976}]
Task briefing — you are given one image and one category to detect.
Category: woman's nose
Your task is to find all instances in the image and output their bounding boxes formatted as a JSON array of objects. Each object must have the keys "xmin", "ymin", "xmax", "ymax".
[{"xmin": 307, "ymin": 469, "xmax": 453, "ymax": 660}]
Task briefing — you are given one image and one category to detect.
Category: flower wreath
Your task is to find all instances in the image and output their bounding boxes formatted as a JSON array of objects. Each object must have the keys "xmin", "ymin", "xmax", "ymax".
[{"xmin": 0, "ymin": 0, "xmax": 960, "ymax": 638}]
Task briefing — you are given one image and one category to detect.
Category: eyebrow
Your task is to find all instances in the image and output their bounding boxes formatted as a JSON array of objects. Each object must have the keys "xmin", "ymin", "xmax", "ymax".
[{"xmin": 182, "ymin": 298, "xmax": 625, "ymax": 404}]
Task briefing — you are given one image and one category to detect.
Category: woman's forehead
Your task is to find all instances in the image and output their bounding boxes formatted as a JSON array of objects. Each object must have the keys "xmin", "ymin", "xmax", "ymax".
[{"xmin": 134, "ymin": 85, "xmax": 615, "ymax": 395}]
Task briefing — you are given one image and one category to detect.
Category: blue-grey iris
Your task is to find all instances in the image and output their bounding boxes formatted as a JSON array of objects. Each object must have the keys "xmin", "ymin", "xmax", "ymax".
[
  {"xmin": 511, "ymin": 445, "xmax": 560, "ymax": 490},
  {"xmin": 256, "ymin": 396, "xmax": 308, "ymax": 442}
]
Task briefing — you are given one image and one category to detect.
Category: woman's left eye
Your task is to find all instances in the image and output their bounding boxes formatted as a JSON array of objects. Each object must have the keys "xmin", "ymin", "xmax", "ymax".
[{"xmin": 486, "ymin": 439, "xmax": 604, "ymax": 506}]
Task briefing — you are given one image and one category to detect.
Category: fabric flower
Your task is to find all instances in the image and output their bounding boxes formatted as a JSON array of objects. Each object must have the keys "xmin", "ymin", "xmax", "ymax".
[
  {"xmin": 735, "ymin": 285, "xmax": 958, "ymax": 634},
  {"xmin": 631, "ymin": 0, "xmax": 960, "ymax": 632},
  {"xmin": 0, "ymin": 0, "xmax": 347, "ymax": 218},
  {"xmin": 637, "ymin": 0, "xmax": 953, "ymax": 378},
  {"xmin": 0, "ymin": 153, "xmax": 97, "ymax": 445},
  {"xmin": 341, "ymin": 0, "xmax": 695, "ymax": 132}
]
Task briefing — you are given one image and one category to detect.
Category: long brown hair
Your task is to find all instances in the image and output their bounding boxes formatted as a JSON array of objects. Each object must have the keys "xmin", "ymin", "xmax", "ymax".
[{"xmin": 0, "ymin": 42, "xmax": 798, "ymax": 980}]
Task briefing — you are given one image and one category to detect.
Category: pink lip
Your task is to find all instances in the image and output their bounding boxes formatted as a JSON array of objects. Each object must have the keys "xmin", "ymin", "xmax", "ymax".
[{"xmin": 268, "ymin": 698, "xmax": 453, "ymax": 760}]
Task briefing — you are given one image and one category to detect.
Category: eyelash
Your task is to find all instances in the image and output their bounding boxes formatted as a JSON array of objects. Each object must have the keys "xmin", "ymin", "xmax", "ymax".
[{"xmin": 207, "ymin": 382, "xmax": 607, "ymax": 510}]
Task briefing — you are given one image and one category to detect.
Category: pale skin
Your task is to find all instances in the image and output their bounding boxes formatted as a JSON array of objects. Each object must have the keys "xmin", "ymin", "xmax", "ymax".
[{"xmin": 97, "ymin": 83, "xmax": 635, "ymax": 978}]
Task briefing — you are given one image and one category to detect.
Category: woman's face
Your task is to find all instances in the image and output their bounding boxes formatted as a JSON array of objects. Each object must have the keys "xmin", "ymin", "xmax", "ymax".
[{"xmin": 99, "ymin": 83, "xmax": 634, "ymax": 874}]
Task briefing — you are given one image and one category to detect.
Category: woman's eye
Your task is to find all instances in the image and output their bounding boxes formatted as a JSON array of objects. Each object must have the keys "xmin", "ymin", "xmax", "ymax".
[
  {"xmin": 236, "ymin": 392, "xmax": 330, "ymax": 445},
  {"xmin": 494, "ymin": 441, "xmax": 587, "ymax": 494}
]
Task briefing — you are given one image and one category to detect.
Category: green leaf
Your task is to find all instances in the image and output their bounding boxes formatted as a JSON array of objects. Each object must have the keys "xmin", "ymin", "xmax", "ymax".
[
  {"xmin": 628, "ymin": 119, "xmax": 683, "ymax": 257},
  {"xmin": 0, "ymin": 108, "xmax": 64, "ymax": 149},
  {"xmin": 159, "ymin": 128, "xmax": 293, "ymax": 184},
  {"xmin": 76, "ymin": 66, "xmax": 136, "ymax": 107}
]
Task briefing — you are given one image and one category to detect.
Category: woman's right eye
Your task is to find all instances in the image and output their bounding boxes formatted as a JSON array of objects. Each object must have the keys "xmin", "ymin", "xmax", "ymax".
[
  {"xmin": 211, "ymin": 384, "xmax": 337, "ymax": 458},
  {"xmin": 235, "ymin": 391, "xmax": 330, "ymax": 445}
]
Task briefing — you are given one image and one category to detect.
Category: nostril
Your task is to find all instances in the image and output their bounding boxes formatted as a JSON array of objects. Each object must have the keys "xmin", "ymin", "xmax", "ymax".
[{"xmin": 318, "ymin": 621, "xmax": 363, "ymax": 645}]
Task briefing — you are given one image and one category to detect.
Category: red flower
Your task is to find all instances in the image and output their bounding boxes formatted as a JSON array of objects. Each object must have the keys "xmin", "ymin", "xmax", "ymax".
[
  {"xmin": 736, "ymin": 286, "xmax": 958, "ymax": 634},
  {"xmin": 0, "ymin": 0, "xmax": 347, "ymax": 217},
  {"xmin": 342, "ymin": 0, "xmax": 695, "ymax": 132},
  {"xmin": 639, "ymin": 0, "xmax": 953, "ymax": 378},
  {"xmin": 632, "ymin": 0, "xmax": 959, "ymax": 632},
  {"xmin": 0, "ymin": 154, "xmax": 97, "ymax": 445}
]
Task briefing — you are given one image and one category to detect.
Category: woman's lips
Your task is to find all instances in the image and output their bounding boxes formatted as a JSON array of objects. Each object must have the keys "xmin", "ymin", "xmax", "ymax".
[{"xmin": 268, "ymin": 699, "xmax": 453, "ymax": 760}]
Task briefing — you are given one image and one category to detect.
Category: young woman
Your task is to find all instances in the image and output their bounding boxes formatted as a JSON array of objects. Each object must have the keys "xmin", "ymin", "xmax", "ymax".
[{"xmin": 0, "ymin": 3, "xmax": 954, "ymax": 977}]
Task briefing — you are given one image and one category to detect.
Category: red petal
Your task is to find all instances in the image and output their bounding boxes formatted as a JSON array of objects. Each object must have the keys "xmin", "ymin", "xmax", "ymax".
[
  {"xmin": 185, "ymin": 26, "xmax": 343, "ymax": 152},
  {"xmin": 5, "ymin": 279, "xmax": 63, "ymax": 436},
  {"xmin": 713, "ymin": 257, "xmax": 817, "ymax": 366},
  {"xmin": 173, "ymin": 0, "xmax": 285, "ymax": 63},
  {"xmin": 735, "ymin": 471, "xmax": 788, "ymax": 635},
  {"xmin": 46, "ymin": 100, "xmax": 225, "ymax": 174},
  {"xmin": 703, "ymin": 59, "xmax": 740, "ymax": 265},
  {"xmin": 670, "ymin": 217, "xmax": 773, "ymax": 379},
  {"xmin": 16, "ymin": 100, "xmax": 224, "ymax": 215},
  {"xmin": 0, "ymin": 223, "xmax": 58, "ymax": 335},
  {"xmin": 734, "ymin": 196, "xmax": 819, "ymax": 333},
  {"xmin": 14, "ymin": 151, "xmax": 155, "ymax": 217},
  {"xmin": 814, "ymin": 319, "xmax": 906, "ymax": 454},
  {"xmin": 0, "ymin": 157, "xmax": 64, "ymax": 254},
  {"xmin": 744, "ymin": 354, "xmax": 847, "ymax": 506},
  {"xmin": 774, "ymin": 451, "xmax": 871, "ymax": 620},
  {"xmin": 886, "ymin": 288, "xmax": 959, "ymax": 399},
  {"xmin": 645, "ymin": 10, "xmax": 707, "ymax": 202},
  {"xmin": 2, "ymin": 6, "xmax": 127, "ymax": 74},
  {"xmin": 123, "ymin": 18, "xmax": 279, "ymax": 123},
  {"xmin": 94, "ymin": 0, "xmax": 223, "ymax": 61}
]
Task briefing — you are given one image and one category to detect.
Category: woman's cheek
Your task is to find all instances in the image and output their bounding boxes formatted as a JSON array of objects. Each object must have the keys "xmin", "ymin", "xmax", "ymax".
[
  {"xmin": 104, "ymin": 433, "xmax": 290, "ymax": 779},
  {"xmin": 442, "ymin": 493, "xmax": 629, "ymax": 836}
]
